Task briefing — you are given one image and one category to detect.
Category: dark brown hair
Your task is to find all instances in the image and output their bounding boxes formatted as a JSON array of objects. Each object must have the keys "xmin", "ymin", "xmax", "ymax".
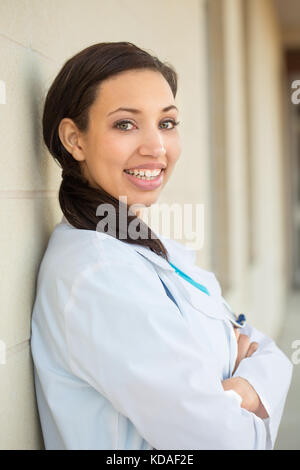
[{"xmin": 42, "ymin": 41, "xmax": 178, "ymax": 261}]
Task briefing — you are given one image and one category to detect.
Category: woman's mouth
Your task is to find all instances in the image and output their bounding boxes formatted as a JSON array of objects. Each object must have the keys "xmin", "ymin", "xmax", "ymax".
[{"xmin": 123, "ymin": 168, "xmax": 165, "ymax": 190}]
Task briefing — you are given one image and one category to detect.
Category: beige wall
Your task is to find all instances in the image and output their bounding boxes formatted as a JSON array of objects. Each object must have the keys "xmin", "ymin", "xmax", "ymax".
[
  {"xmin": 205, "ymin": 0, "xmax": 287, "ymax": 339},
  {"xmin": 0, "ymin": 0, "xmax": 288, "ymax": 449},
  {"xmin": 0, "ymin": 0, "xmax": 210, "ymax": 450},
  {"xmin": 244, "ymin": 0, "xmax": 287, "ymax": 337}
]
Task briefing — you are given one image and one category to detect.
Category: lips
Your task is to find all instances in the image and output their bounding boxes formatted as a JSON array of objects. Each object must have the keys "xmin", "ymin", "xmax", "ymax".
[{"xmin": 123, "ymin": 168, "xmax": 164, "ymax": 191}]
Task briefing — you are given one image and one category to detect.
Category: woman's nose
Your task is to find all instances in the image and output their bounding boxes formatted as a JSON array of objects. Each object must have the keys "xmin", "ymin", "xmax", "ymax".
[{"xmin": 138, "ymin": 131, "xmax": 166, "ymax": 157}]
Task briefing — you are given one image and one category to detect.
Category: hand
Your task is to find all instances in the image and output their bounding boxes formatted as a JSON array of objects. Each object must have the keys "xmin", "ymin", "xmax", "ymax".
[
  {"xmin": 232, "ymin": 327, "xmax": 259, "ymax": 375},
  {"xmin": 222, "ymin": 328, "xmax": 269, "ymax": 419},
  {"xmin": 222, "ymin": 376, "xmax": 269, "ymax": 419}
]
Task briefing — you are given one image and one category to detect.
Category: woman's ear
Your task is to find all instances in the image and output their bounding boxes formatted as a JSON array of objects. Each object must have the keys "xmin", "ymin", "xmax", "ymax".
[{"xmin": 58, "ymin": 118, "xmax": 86, "ymax": 162}]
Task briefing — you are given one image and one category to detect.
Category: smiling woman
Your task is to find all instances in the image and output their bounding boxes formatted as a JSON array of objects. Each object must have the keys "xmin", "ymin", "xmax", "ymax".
[
  {"xmin": 31, "ymin": 40, "xmax": 293, "ymax": 451},
  {"xmin": 42, "ymin": 41, "xmax": 181, "ymax": 261}
]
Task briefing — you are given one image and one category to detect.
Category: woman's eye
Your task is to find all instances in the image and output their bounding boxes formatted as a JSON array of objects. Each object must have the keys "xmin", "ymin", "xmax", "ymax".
[
  {"xmin": 114, "ymin": 120, "xmax": 135, "ymax": 131},
  {"xmin": 160, "ymin": 119, "xmax": 180, "ymax": 130},
  {"xmin": 114, "ymin": 119, "xmax": 180, "ymax": 132}
]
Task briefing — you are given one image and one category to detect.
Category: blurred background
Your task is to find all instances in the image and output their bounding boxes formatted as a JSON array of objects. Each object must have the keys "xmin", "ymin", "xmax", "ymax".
[{"xmin": 0, "ymin": 0, "xmax": 299, "ymax": 450}]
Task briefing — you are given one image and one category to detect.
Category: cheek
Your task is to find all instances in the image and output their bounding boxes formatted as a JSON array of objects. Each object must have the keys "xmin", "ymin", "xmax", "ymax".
[
  {"xmin": 168, "ymin": 138, "xmax": 182, "ymax": 164},
  {"xmin": 94, "ymin": 135, "xmax": 131, "ymax": 170}
]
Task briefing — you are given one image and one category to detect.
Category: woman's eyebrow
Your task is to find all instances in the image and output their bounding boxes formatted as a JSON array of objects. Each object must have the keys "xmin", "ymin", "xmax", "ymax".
[{"xmin": 107, "ymin": 105, "xmax": 178, "ymax": 116}]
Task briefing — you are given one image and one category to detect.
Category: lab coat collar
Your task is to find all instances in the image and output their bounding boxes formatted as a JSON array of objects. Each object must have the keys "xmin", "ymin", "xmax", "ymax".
[
  {"xmin": 60, "ymin": 215, "xmax": 226, "ymax": 321},
  {"xmin": 126, "ymin": 232, "xmax": 226, "ymax": 320},
  {"xmin": 132, "ymin": 239, "xmax": 199, "ymax": 276},
  {"xmin": 129, "ymin": 242, "xmax": 175, "ymax": 272},
  {"xmin": 60, "ymin": 215, "xmax": 184, "ymax": 273},
  {"xmin": 131, "ymin": 240, "xmax": 225, "ymax": 320}
]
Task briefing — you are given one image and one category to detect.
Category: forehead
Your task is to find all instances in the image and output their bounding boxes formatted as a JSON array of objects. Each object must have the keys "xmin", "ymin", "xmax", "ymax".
[{"xmin": 92, "ymin": 69, "xmax": 175, "ymax": 112}]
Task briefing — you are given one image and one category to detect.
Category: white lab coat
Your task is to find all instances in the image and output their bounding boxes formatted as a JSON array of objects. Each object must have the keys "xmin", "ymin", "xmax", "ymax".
[{"xmin": 30, "ymin": 215, "xmax": 293, "ymax": 450}]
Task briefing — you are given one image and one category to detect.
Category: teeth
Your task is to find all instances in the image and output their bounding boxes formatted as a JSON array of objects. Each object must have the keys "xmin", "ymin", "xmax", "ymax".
[{"xmin": 125, "ymin": 169, "xmax": 162, "ymax": 177}]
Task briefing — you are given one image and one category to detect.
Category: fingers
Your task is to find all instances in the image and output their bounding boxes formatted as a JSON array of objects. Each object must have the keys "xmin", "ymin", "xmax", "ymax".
[
  {"xmin": 236, "ymin": 334, "xmax": 250, "ymax": 363},
  {"xmin": 246, "ymin": 341, "xmax": 259, "ymax": 358},
  {"xmin": 232, "ymin": 328, "xmax": 259, "ymax": 374}
]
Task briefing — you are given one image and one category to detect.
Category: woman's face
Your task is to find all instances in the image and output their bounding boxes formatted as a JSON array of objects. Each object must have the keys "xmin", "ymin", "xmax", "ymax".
[{"xmin": 60, "ymin": 69, "xmax": 181, "ymax": 210}]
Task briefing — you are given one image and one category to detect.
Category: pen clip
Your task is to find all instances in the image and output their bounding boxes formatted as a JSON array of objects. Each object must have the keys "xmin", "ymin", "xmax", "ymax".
[{"xmin": 222, "ymin": 300, "xmax": 247, "ymax": 328}]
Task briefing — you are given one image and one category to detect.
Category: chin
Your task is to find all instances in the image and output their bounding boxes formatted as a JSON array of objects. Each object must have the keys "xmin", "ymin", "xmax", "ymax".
[{"xmin": 139, "ymin": 193, "xmax": 160, "ymax": 208}]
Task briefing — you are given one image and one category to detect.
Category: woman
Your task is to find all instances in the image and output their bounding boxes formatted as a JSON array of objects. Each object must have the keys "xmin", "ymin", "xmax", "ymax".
[{"xmin": 30, "ymin": 41, "xmax": 293, "ymax": 450}]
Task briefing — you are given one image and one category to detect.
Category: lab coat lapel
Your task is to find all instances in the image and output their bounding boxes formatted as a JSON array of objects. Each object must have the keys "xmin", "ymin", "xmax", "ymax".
[
  {"xmin": 60, "ymin": 215, "xmax": 227, "ymax": 322},
  {"xmin": 130, "ymin": 243, "xmax": 175, "ymax": 271},
  {"xmin": 131, "ymin": 240, "xmax": 226, "ymax": 321},
  {"xmin": 130, "ymin": 235, "xmax": 196, "ymax": 272}
]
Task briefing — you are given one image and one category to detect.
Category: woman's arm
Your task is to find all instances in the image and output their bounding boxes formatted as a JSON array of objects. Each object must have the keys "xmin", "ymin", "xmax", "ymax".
[
  {"xmin": 224, "ymin": 322, "xmax": 293, "ymax": 448},
  {"xmin": 196, "ymin": 266, "xmax": 294, "ymax": 448},
  {"xmin": 222, "ymin": 328, "xmax": 268, "ymax": 419},
  {"xmin": 63, "ymin": 259, "xmax": 271, "ymax": 450},
  {"xmin": 222, "ymin": 377, "xmax": 269, "ymax": 419}
]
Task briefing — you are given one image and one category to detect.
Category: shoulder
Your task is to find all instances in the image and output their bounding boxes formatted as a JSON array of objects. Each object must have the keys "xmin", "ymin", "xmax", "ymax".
[
  {"xmin": 37, "ymin": 220, "xmax": 222, "ymax": 298},
  {"xmin": 37, "ymin": 221, "xmax": 144, "ymax": 289}
]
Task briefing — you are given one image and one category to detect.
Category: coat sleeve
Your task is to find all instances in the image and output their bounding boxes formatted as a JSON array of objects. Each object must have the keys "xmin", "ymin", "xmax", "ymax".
[
  {"xmin": 63, "ymin": 259, "xmax": 271, "ymax": 450},
  {"xmin": 183, "ymin": 266, "xmax": 294, "ymax": 450},
  {"xmin": 231, "ymin": 321, "xmax": 293, "ymax": 449}
]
